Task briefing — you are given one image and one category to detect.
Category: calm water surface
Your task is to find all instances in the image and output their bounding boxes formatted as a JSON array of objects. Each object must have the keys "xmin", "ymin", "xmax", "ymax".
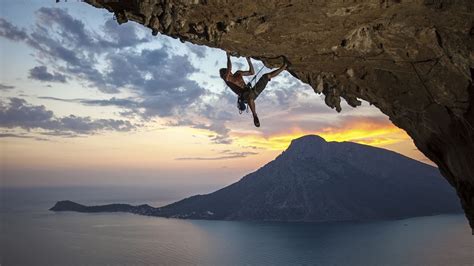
[{"xmin": 1, "ymin": 187, "xmax": 473, "ymax": 265}]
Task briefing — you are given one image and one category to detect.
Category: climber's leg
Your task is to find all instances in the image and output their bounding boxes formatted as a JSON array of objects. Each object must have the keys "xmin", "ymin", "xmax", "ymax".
[
  {"xmin": 266, "ymin": 61, "xmax": 287, "ymax": 79},
  {"xmin": 247, "ymin": 97, "xmax": 260, "ymax": 127}
]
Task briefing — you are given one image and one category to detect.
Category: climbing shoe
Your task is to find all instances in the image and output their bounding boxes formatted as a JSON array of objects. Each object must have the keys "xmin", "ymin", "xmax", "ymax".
[{"xmin": 253, "ymin": 116, "xmax": 260, "ymax": 127}]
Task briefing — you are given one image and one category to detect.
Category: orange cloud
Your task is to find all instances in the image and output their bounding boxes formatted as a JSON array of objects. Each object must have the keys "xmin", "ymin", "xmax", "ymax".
[
  {"xmin": 232, "ymin": 116, "xmax": 411, "ymax": 151},
  {"xmin": 318, "ymin": 118, "xmax": 408, "ymax": 146}
]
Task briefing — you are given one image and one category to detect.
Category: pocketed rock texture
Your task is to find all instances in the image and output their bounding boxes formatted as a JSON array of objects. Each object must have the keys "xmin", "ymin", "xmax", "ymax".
[{"xmin": 84, "ymin": 0, "xmax": 474, "ymax": 233}]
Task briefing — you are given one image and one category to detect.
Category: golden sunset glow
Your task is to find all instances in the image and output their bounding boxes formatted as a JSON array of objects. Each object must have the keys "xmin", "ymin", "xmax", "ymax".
[{"xmin": 232, "ymin": 119, "xmax": 410, "ymax": 151}]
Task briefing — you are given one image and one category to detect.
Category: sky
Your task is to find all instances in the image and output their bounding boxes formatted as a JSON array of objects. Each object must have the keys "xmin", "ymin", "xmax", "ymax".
[{"xmin": 0, "ymin": 1, "xmax": 432, "ymax": 192}]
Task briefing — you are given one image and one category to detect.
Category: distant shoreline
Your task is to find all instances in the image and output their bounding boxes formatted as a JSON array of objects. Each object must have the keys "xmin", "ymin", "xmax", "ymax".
[{"xmin": 50, "ymin": 200, "xmax": 463, "ymax": 224}]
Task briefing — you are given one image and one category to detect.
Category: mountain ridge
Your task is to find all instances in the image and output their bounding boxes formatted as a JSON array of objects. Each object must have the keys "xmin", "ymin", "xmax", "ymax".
[{"xmin": 51, "ymin": 135, "xmax": 462, "ymax": 222}]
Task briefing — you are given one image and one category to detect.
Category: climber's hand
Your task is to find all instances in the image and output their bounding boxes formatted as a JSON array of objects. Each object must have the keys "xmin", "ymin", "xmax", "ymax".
[{"xmin": 226, "ymin": 51, "xmax": 239, "ymax": 57}]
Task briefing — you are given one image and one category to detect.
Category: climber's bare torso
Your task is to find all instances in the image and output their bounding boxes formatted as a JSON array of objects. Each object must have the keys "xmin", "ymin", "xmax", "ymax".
[{"xmin": 222, "ymin": 72, "xmax": 246, "ymax": 95}]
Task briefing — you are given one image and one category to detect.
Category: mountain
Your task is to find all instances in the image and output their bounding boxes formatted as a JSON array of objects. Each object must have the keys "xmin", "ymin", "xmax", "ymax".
[{"xmin": 51, "ymin": 135, "xmax": 462, "ymax": 222}]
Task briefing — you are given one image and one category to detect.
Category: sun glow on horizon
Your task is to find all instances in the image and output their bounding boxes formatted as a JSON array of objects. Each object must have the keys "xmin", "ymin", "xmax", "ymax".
[{"xmin": 231, "ymin": 120, "xmax": 410, "ymax": 151}]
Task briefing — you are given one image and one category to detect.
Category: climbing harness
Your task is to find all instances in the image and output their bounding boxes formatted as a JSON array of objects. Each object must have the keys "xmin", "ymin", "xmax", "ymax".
[{"xmin": 236, "ymin": 64, "xmax": 265, "ymax": 114}]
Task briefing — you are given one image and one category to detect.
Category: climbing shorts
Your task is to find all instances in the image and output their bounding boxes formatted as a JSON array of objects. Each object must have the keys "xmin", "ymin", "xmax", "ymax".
[{"xmin": 250, "ymin": 74, "xmax": 270, "ymax": 100}]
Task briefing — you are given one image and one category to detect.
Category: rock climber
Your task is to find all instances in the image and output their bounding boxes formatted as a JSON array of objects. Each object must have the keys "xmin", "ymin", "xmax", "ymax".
[{"xmin": 219, "ymin": 52, "xmax": 287, "ymax": 127}]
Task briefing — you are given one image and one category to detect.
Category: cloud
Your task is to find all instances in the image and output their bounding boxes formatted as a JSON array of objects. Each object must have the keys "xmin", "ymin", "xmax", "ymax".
[
  {"xmin": 1, "ymin": 7, "xmax": 375, "ymax": 147},
  {"xmin": 186, "ymin": 43, "xmax": 207, "ymax": 58},
  {"xmin": 29, "ymin": 66, "xmax": 67, "ymax": 83},
  {"xmin": 0, "ymin": 133, "xmax": 28, "ymax": 138},
  {"xmin": 1, "ymin": 8, "xmax": 205, "ymax": 117},
  {"xmin": 313, "ymin": 115, "xmax": 408, "ymax": 145},
  {"xmin": 0, "ymin": 18, "xmax": 28, "ymax": 41},
  {"xmin": 32, "ymin": 8, "xmax": 149, "ymax": 51},
  {"xmin": 38, "ymin": 94, "xmax": 205, "ymax": 121},
  {"xmin": 231, "ymin": 113, "xmax": 408, "ymax": 150},
  {"xmin": 38, "ymin": 96, "xmax": 138, "ymax": 108},
  {"xmin": 309, "ymin": 115, "xmax": 394, "ymax": 136},
  {"xmin": 100, "ymin": 18, "xmax": 151, "ymax": 49},
  {"xmin": 41, "ymin": 95, "xmax": 233, "ymax": 143},
  {"xmin": 175, "ymin": 150, "xmax": 258, "ymax": 161},
  {"xmin": 101, "ymin": 49, "xmax": 205, "ymax": 117},
  {"xmin": 192, "ymin": 122, "xmax": 232, "ymax": 144},
  {"xmin": 1, "ymin": 9, "xmax": 238, "ymax": 142},
  {"xmin": 39, "ymin": 131, "xmax": 80, "ymax": 138},
  {"xmin": 1, "ymin": 14, "xmax": 105, "ymax": 90},
  {"xmin": 0, "ymin": 8, "xmax": 152, "ymax": 92},
  {"xmin": 0, "ymin": 98, "xmax": 135, "ymax": 135},
  {"xmin": 0, "ymin": 83, "xmax": 15, "ymax": 90},
  {"xmin": 0, "ymin": 133, "xmax": 49, "ymax": 141}
]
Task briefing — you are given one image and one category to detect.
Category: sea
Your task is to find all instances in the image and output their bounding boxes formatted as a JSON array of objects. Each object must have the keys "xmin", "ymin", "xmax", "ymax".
[{"xmin": 1, "ymin": 187, "xmax": 473, "ymax": 266}]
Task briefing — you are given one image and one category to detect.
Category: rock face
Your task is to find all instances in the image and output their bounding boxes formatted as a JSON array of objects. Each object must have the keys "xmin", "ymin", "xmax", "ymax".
[
  {"xmin": 51, "ymin": 135, "xmax": 462, "ymax": 223},
  {"xmin": 84, "ymin": 0, "xmax": 473, "ymax": 231}
]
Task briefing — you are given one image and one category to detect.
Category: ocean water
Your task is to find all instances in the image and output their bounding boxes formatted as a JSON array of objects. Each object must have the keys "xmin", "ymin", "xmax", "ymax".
[{"xmin": 1, "ymin": 187, "xmax": 473, "ymax": 266}]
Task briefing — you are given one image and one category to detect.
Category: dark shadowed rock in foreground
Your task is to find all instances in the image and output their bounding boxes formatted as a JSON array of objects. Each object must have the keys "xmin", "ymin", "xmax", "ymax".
[{"xmin": 51, "ymin": 135, "xmax": 462, "ymax": 223}]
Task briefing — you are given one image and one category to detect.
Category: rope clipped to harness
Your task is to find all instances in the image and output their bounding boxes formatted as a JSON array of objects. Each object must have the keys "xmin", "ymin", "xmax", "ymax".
[{"xmin": 249, "ymin": 64, "xmax": 266, "ymax": 87}]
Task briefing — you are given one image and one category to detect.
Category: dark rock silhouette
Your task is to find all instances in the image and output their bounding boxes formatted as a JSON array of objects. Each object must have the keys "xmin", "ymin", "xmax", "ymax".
[
  {"xmin": 50, "ymin": 200, "xmax": 155, "ymax": 215},
  {"xmin": 51, "ymin": 135, "xmax": 462, "ymax": 223},
  {"xmin": 82, "ymin": 0, "xmax": 474, "ymax": 232}
]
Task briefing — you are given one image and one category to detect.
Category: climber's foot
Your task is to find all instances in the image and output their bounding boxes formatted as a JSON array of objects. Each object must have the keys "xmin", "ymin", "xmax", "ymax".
[
  {"xmin": 282, "ymin": 56, "xmax": 291, "ymax": 68},
  {"xmin": 253, "ymin": 116, "xmax": 260, "ymax": 127}
]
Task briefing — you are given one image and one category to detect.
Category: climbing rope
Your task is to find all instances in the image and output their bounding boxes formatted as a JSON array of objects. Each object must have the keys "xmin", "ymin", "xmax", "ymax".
[{"xmin": 248, "ymin": 64, "xmax": 266, "ymax": 87}]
